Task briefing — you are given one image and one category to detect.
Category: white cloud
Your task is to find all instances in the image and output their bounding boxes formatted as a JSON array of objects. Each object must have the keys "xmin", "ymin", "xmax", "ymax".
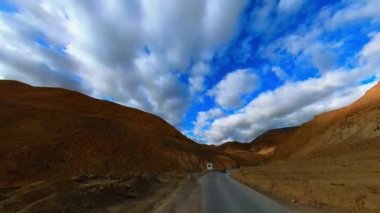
[
  {"xmin": 208, "ymin": 69, "xmax": 258, "ymax": 109},
  {"xmin": 271, "ymin": 66, "xmax": 288, "ymax": 81},
  {"xmin": 309, "ymin": 47, "xmax": 337, "ymax": 72},
  {"xmin": 266, "ymin": 29, "xmax": 339, "ymax": 73},
  {"xmin": 359, "ymin": 32, "xmax": 380, "ymax": 65},
  {"xmin": 201, "ymin": 33, "xmax": 380, "ymax": 144},
  {"xmin": 248, "ymin": 0, "xmax": 303, "ymax": 37},
  {"xmin": 272, "ymin": 82, "xmax": 376, "ymax": 128},
  {"xmin": 248, "ymin": 0, "xmax": 277, "ymax": 34},
  {"xmin": 0, "ymin": 0, "xmax": 246, "ymax": 125},
  {"xmin": 277, "ymin": 0, "xmax": 303, "ymax": 13},
  {"xmin": 189, "ymin": 61, "xmax": 210, "ymax": 94},
  {"xmin": 327, "ymin": 0, "xmax": 380, "ymax": 29},
  {"xmin": 279, "ymin": 29, "xmax": 321, "ymax": 56},
  {"xmin": 205, "ymin": 68, "xmax": 378, "ymax": 144},
  {"xmin": 193, "ymin": 108, "xmax": 224, "ymax": 138},
  {"xmin": 263, "ymin": 0, "xmax": 380, "ymax": 74},
  {"xmin": 202, "ymin": 0, "xmax": 246, "ymax": 50}
]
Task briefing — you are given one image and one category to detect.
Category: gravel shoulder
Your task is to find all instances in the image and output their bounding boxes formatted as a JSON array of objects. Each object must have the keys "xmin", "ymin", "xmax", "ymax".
[{"xmin": 232, "ymin": 149, "xmax": 380, "ymax": 213}]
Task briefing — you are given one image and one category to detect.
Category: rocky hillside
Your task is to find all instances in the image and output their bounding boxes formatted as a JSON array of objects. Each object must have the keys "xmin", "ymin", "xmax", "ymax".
[
  {"xmin": 233, "ymin": 82, "xmax": 380, "ymax": 212},
  {"xmin": 217, "ymin": 127, "xmax": 298, "ymax": 165},
  {"xmin": 271, "ymin": 82, "xmax": 380, "ymax": 160},
  {"xmin": 220, "ymin": 82, "xmax": 380, "ymax": 163},
  {"xmin": 0, "ymin": 80, "xmax": 235, "ymax": 187}
]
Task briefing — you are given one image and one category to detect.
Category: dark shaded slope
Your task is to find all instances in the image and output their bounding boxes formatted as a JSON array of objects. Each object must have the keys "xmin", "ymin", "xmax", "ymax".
[{"xmin": 0, "ymin": 80, "xmax": 235, "ymax": 187}]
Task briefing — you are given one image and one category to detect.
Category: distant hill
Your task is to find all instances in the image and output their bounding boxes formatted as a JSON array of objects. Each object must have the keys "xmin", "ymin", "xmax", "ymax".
[
  {"xmin": 222, "ymin": 82, "xmax": 380, "ymax": 163},
  {"xmin": 272, "ymin": 82, "xmax": 380, "ymax": 160},
  {"xmin": 0, "ymin": 80, "xmax": 235, "ymax": 187},
  {"xmin": 217, "ymin": 127, "xmax": 298, "ymax": 164}
]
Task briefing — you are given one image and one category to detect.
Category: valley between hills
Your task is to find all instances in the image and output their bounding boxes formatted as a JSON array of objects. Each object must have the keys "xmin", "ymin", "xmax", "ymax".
[{"xmin": 0, "ymin": 80, "xmax": 380, "ymax": 212}]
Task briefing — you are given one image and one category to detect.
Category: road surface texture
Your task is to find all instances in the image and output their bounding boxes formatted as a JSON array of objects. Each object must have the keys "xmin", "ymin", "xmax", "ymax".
[{"xmin": 199, "ymin": 172, "xmax": 289, "ymax": 213}]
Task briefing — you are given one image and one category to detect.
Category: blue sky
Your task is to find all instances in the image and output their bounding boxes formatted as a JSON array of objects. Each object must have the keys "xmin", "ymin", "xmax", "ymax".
[{"xmin": 1, "ymin": 0, "xmax": 380, "ymax": 144}]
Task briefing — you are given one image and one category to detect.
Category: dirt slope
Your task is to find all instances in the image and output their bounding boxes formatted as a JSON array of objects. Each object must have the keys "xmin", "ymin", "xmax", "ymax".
[{"xmin": 0, "ymin": 80, "xmax": 235, "ymax": 187}]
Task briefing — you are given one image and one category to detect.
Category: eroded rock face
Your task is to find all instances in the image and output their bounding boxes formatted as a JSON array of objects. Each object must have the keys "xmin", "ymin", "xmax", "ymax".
[{"xmin": 0, "ymin": 80, "xmax": 235, "ymax": 187}]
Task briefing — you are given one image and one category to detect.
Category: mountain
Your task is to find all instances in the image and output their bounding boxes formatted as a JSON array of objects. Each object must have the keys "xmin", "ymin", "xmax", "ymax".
[
  {"xmin": 0, "ymin": 80, "xmax": 235, "ymax": 187},
  {"xmin": 233, "ymin": 83, "xmax": 380, "ymax": 212},
  {"xmin": 271, "ymin": 82, "xmax": 380, "ymax": 160},
  {"xmin": 248, "ymin": 127, "xmax": 298, "ymax": 155},
  {"xmin": 220, "ymin": 82, "xmax": 380, "ymax": 163},
  {"xmin": 218, "ymin": 127, "xmax": 298, "ymax": 165},
  {"xmin": 217, "ymin": 141, "xmax": 251, "ymax": 152}
]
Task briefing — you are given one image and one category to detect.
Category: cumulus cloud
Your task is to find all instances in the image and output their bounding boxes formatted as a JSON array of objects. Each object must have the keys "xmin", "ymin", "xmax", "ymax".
[
  {"xmin": 201, "ymin": 1, "xmax": 380, "ymax": 143},
  {"xmin": 248, "ymin": 0, "xmax": 303, "ymax": 36},
  {"xmin": 277, "ymin": 0, "xmax": 303, "ymax": 13},
  {"xmin": 262, "ymin": 0, "xmax": 380, "ymax": 74},
  {"xmin": 272, "ymin": 83, "xmax": 376, "ymax": 128},
  {"xmin": 248, "ymin": 0, "xmax": 277, "ymax": 34},
  {"xmin": 193, "ymin": 108, "xmax": 224, "ymax": 137},
  {"xmin": 0, "ymin": 6, "xmax": 81, "ymax": 90},
  {"xmin": 265, "ymin": 28, "xmax": 339, "ymax": 73},
  {"xmin": 271, "ymin": 66, "xmax": 288, "ymax": 81},
  {"xmin": 0, "ymin": 0, "xmax": 246, "ymax": 125},
  {"xmin": 205, "ymin": 69, "xmax": 378, "ymax": 144},
  {"xmin": 208, "ymin": 69, "xmax": 258, "ymax": 109},
  {"xmin": 202, "ymin": 33, "xmax": 380, "ymax": 144},
  {"xmin": 189, "ymin": 61, "xmax": 210, "ymax": 94},
  {"xmin": 327, "ymin": 0, "xmax": 380, "ymax": 29},
  {"xmin": 359, "ymin": 32, "xmax": 380, "ymax": 65},
  {"xmin": 310, "ymin": 49, "xmax": 337, "ymax": 72}
]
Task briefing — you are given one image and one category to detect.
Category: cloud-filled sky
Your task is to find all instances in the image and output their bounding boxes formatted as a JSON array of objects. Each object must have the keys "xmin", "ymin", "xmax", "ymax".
[{"xmin": 1, "ymin": 0, "xmax": 379, "ymax": 144}]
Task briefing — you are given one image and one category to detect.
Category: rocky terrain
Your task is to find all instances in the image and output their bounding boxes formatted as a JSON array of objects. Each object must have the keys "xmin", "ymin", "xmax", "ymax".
[
  {"xmin": 232, "ymin": 82, "xmax": 380, "ymax": 212},
  {"xmin": 0, "ymin": 80, "xmax": 235, "ymax": 188},
  {"xmin": 0, "ymin": 172, "xmax": 188, "ymax": 212}
]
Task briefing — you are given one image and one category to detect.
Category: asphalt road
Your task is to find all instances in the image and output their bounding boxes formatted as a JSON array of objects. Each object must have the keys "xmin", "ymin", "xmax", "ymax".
[{"xmin": 199, "ymin": 172, "xmax": 289, "ymax": 213}]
